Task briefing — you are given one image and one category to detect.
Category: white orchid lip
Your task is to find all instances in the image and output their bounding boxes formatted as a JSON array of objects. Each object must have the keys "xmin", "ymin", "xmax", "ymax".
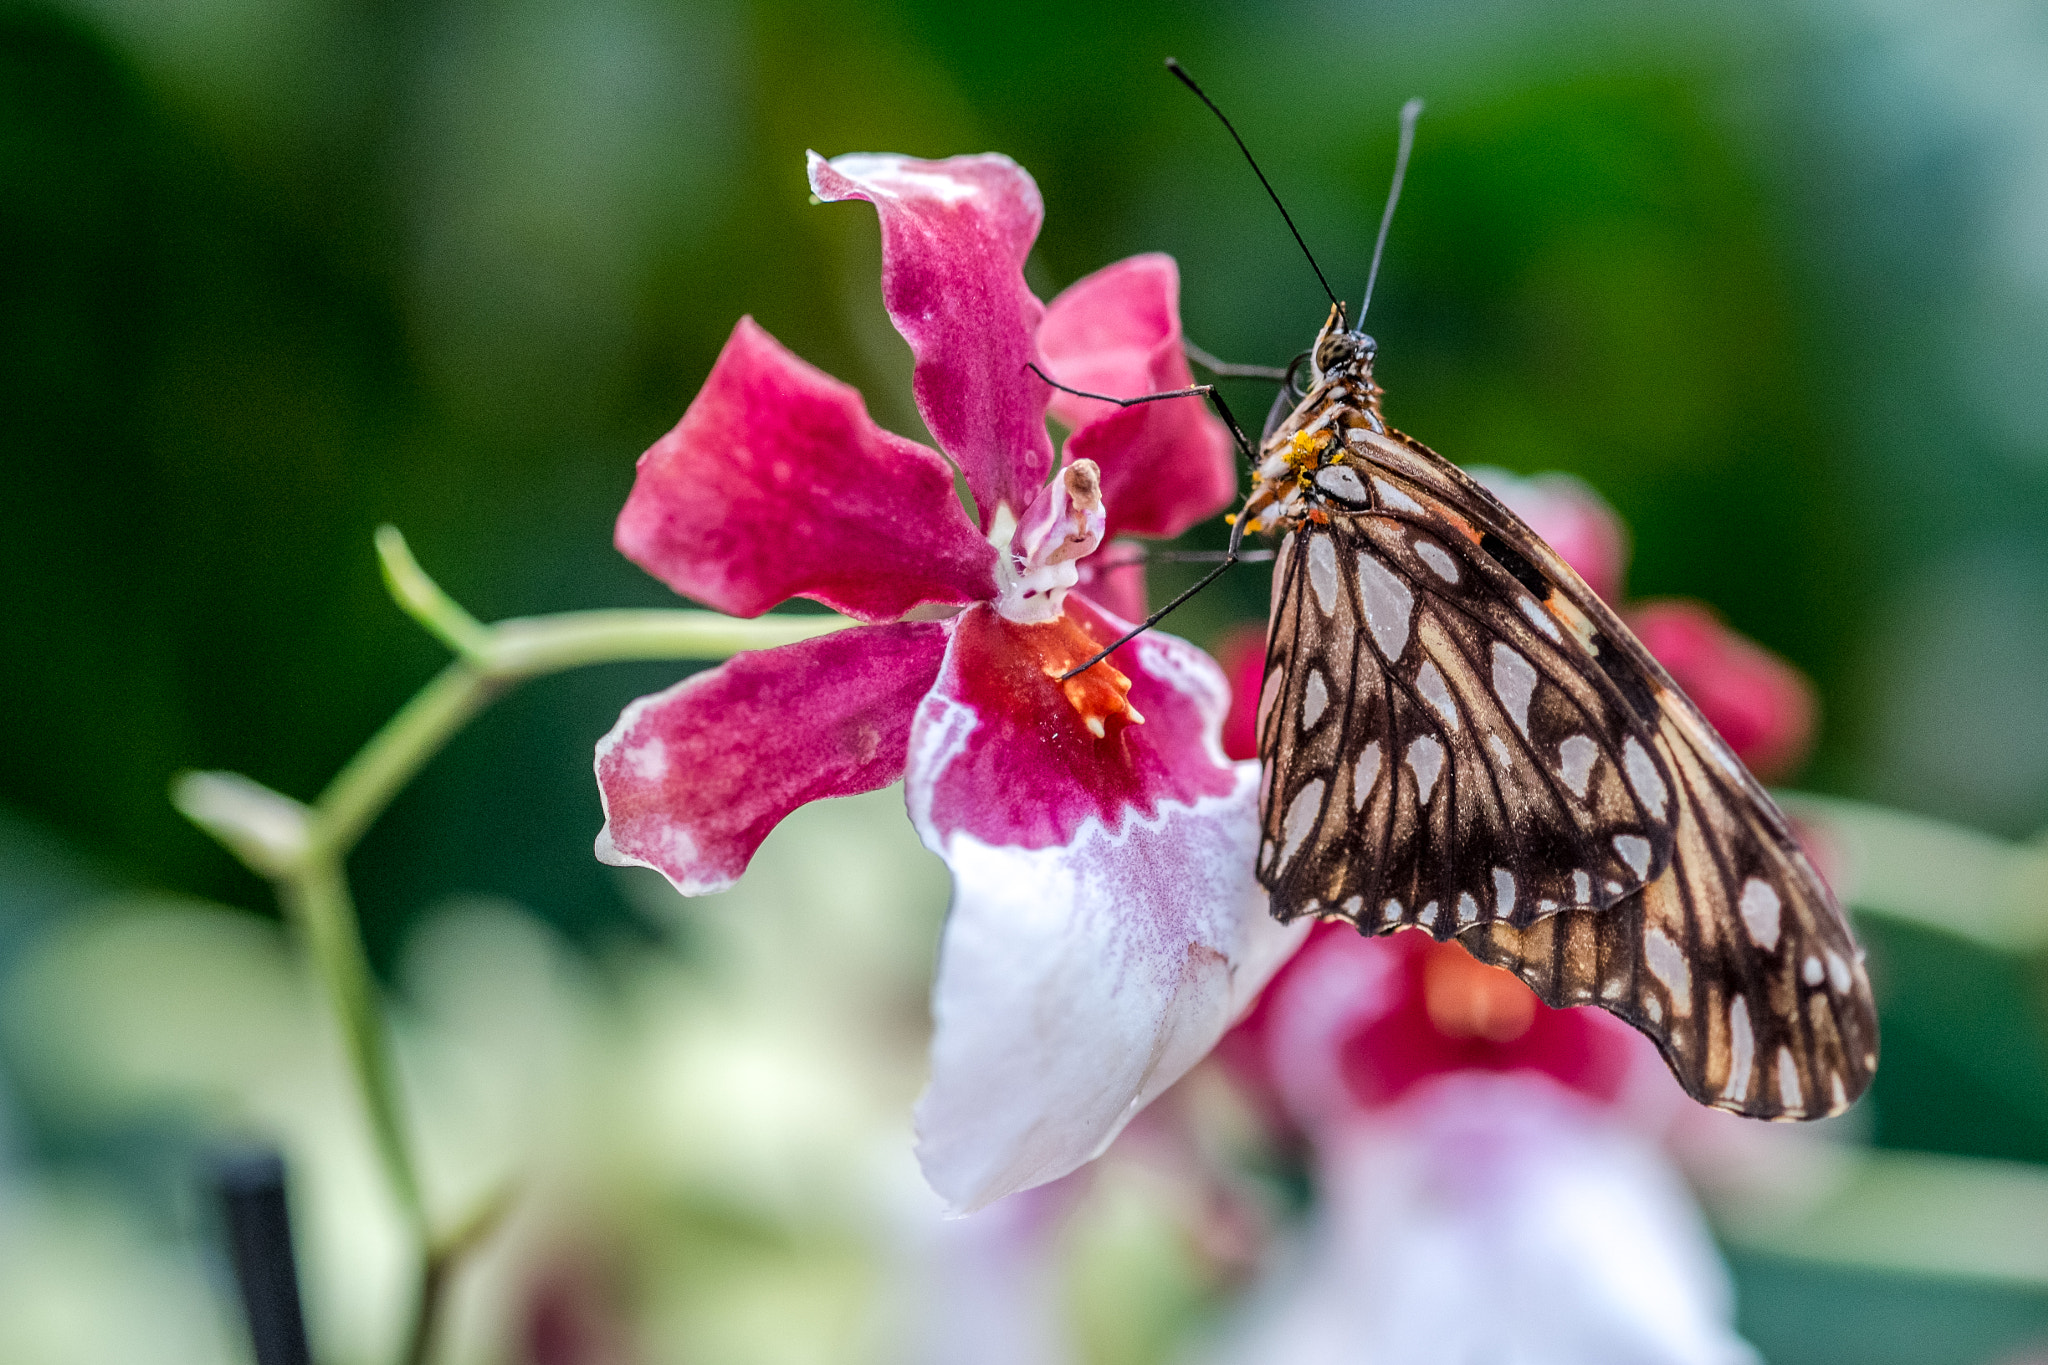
[{"xmin": 994, "ymin": 461, "xmax": 1106, "ymax": 625}]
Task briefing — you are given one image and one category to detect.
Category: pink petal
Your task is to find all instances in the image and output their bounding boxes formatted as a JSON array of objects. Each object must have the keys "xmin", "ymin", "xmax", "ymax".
[
  {"xmin": 1039, "ymin": 254, "xmax": 1239, "ymax": 540},
  {"xmin": 905, "ymin": 597, "xmax": 1300, "ymax": 1209},
  {"xmin": 1472, "ymin": 468, "xmax": 1631, "ymax": 603},
  {"xmin": 909, "ymin": 595, "xmax": 1240, "ymax": 850},
  {"xmin": 615, "ymin": 317, "xmax": 996, "ymax": 623},
  {"xmin": 594, "ymin": 622, "xmax": 947, "ymax": 894},
  {"xmin": 807, "ymin": 152, "xmax": 1054, "ymax": 529},
  {"xmin": 1628, "ymin": 600, "xmax": 1818, "ymax": 782}
]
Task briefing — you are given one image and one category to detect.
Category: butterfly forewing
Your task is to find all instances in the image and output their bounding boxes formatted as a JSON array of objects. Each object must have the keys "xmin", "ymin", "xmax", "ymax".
[
  {"xmin": 1258, "ymin": 475, "xmax": 1677, "ymax": 936},
  {"xmin": 1253, "ymin": 386, "xmax": 1879, "ymax": 1119}
]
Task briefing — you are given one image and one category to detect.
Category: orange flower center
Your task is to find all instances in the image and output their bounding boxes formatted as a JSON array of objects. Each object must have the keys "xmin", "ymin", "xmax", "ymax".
[
  {"xmin": 1422, "ymin": 939, "xmax": 1536, "ymax": 1043},
  {"xmin": 1017, "ymin": 613, "xmax": 1145, "ymax": 740}
]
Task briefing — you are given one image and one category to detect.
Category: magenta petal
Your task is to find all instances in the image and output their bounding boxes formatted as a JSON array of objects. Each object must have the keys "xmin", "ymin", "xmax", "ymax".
[
  {"xmin": 615, "ymin": 317, "xmax": 996, "ymax": 622},
  {"xmin": 909, "ymin": 595, "xmax": 1239, "ymax": 851},
  {"xmin": 808, "ymin": 151, "xmax": 1054, "ymax": 529},
  {"xmin": 1040, "ymin": 254, "xmax": 1238, "ymax": 540},
  {"xmin": 594, "ymin": 622, "xmax": 948, "ymax": 894}
]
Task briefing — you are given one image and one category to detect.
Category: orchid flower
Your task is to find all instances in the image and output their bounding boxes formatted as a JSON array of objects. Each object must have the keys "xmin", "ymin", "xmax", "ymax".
[{"xmin": 594, "ymin": 151, "xmax": 1304, "ymax": 1213}]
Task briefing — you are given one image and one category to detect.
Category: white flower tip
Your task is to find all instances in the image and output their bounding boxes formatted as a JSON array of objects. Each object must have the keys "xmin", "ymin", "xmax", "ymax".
[{"xmin": 172, "ymin": 770, "xmax": 310, "ymax": 875}]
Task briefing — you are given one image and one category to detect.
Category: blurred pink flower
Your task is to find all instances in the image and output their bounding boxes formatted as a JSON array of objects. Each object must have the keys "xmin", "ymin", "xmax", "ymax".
[
  {"xmin": 1626, "ymin": 600, "xmax": 1817, "ymax": 783},
  {"xmin": 594, "ymin": 151, "xmax": 1301, "ymax": 1212},
  {"xmin": 1473, "ymin": 467, "xmax": 1632, "ymax": 604},
  {"xmin": 1209, "ymin": 926, "xmax": 1758, "ymax": 1364},
  {"xmin": 1472, "ymin": 467, "xmax": 1819, "ymax": 781}
]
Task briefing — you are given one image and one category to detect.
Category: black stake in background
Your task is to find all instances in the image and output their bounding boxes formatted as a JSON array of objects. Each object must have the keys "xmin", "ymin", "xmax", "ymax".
[{"xmin": 213, "ymin": 1148, "xmax": 314, "ymax": 1365}]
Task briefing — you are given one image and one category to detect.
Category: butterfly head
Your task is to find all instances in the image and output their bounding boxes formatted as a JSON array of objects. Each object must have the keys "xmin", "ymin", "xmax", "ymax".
[{"xmin": 1311, "ymin": 309, "xmax": 1378, "ymax": 387}]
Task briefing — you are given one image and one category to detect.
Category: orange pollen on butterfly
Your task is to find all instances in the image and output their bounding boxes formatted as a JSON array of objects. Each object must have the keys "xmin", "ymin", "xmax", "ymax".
[
  {"xmin": 1285, "ymin": 430, "xmax": 1330, "ymax": 475},
  {"xmin": 1022, "ymin": 613, "xmax": 1145, "ymax": 740},
  {"xmin": 1422, "ymin": 939, "xmax": 1537, "ymax": 1043}
]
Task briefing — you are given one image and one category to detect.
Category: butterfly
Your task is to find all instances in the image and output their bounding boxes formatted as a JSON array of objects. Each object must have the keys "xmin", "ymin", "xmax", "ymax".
[{"xmin": 1242, "ymin": 305, "xmax": 1878, "ymax": 1119}]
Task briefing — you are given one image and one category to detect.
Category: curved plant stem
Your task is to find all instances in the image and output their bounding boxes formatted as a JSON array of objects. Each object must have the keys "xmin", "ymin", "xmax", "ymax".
[{"xmin": 176, "ymin": 527, "xmax": 853, "ymax": 1365}]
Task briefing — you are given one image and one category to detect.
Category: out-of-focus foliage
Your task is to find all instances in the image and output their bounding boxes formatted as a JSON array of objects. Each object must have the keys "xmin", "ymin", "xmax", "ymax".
[{"xmin": 5, "ymin": 0, "xmax": 2048, "ymax": 1360}]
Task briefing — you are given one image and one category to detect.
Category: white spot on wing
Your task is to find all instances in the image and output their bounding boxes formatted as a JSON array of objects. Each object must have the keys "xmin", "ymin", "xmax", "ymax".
[
  {"xmin": 1356, "ymin": 553, "xmax": 1415, "ymax": 661},
  {"xmin": 1407, "ymin": 736, "xmax": 1444, "ymax": 804},
  {"xmin": 1341, "ymin": 895, "xmax": 1363, "ymax": 917},
  {"xmin": 1519, "ymin": 594, "xmax": 1564, "ymax": 642},
  {"xmin": 1307, "ymin": 535, "xmax": 1339, "ymax": 614},
  {"xmin": 1382, "ymin": 899, "xmax": 1402, "ymax": 923},
  {"xmin": 1414, "ymin": 539, "xmax": 1460, "ymax": 583},
  {"xmin": 1559, "ymin": 735, "xmax": 1599, "ymax": 798},
  {"xmin": 1777, "ymin": 1047, "xmax": 1803, "ymax": 1112},
  {"xmin": 1353, "ymin": 742, "xmax": 1382, "ymax": 810},
  {"xmin": 1492, "ymin": 644, "xmax": 1538, "ymax": 737},
  {"xmin": 1487, "ymin": 734, "xmax": 1512, "ymax": 767},
  {"xmin": 1372, "ymin": 477, "xmax": 1423, "ymax": 515},
  {"xmin": 1315, "ymin": 464, "xmax": 1369, "ymax": 505},
  {"xmin": 1302, "ymin": 670, "xmax": 1329, "ymax": 728},
  {"xmin": 1456, "ymin": 892, "xmax": 1479, "ymax": 926},
  {"xmin": 1623, "ymin": 737, "xmax": 1670, "ymax": 821},
  {"xmin": 1416, "ymin": 661, "xmax": 1460, "ymax": 731},
  {"xmin": 1614, "ymin": 833, "xmax": 1652, "ymax": 878},
  {"xmin": 1646, "ymin": 995, "xmax": 1663, "ymax": 1023},
  {"xmin": 1420, "ymin": 901, "xmax": 1440, "ymax": 929},
  {"xmin": 1803, "ymin": 956, "xmax": 1824, "ymax": 986},
  {"xmin": 1644, "ymin": 927, "xmax": 1691, "ymax": 1000},
  {"xmin": 1572, "ymin": 870, "xmax": 1592, "ymax": 904},
  {"xmin": 1826, "ymin": 951, "xmax": 1852, "ymax": 993},
  {"xmin": 1723, "ymin": 997, "xmax": 1755, "ymax": 1102},
  {"xmin": 1740, "ymin": 879, "xmax": 1782, "ymax": 952},
  {"xmin": 1279, "ymin": 780, "xmax": 1325, "ymax": 870},
  {"xmin": 1493, "ymin": 868, "xmax": 1516, "ymax": 919},
  {"xmin": 1830, "ymin": 1073, "xmax": 1847, "ymax": 1111}
]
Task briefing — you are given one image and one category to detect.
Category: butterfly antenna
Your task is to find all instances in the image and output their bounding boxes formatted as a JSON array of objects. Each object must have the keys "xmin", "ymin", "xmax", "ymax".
[
  {"xmin": 1166, "ymin": 57, "xmax": 1341, "ymax": 318},
  {"xmin": 1360, "ymin": 97, "xmax": 1424, "ymax": 323}
]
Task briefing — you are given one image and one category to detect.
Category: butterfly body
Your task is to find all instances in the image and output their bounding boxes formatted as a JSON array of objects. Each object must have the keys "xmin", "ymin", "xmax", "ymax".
[{"xmin": 1248, "ymin": 307, "xmax": 1878, "ymax": 1119}]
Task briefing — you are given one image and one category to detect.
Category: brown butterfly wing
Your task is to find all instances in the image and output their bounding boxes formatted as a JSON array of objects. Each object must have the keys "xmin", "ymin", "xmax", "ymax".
[{"xmin": 1255, "ymin": 424, "xmax": 1878, "ymax": 1117}]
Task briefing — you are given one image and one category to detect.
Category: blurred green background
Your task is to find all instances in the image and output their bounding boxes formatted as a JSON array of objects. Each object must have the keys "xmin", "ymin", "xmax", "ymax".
[{"xmin": 5, "ymin": 0, "xmax": 2048, "ymax": 1360}]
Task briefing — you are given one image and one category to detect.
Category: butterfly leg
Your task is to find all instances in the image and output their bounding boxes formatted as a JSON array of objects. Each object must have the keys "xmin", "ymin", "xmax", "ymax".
[
  {"xmin": 1026, "ymin": 362, "xmax": 1258, "ymax": 469},
  {"xmin": 1058, "ymin": 505, "xmax": 1257, "ymax": 681}
]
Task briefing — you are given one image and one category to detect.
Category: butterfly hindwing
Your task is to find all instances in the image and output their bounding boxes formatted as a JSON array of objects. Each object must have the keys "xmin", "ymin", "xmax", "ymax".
[{"xmin": 1458, "ymin": 712, "xmax": 1878, "ymax": 1116}]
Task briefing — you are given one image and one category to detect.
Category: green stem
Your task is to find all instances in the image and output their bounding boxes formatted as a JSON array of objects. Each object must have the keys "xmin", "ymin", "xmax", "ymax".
[
  {"xmin": 177, "ymin": 527, "xmax": 857, "ymax": 1365},
  {"xmin": 282, "ymin": 857, "xmax": 431, "ymax": 1242}
]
